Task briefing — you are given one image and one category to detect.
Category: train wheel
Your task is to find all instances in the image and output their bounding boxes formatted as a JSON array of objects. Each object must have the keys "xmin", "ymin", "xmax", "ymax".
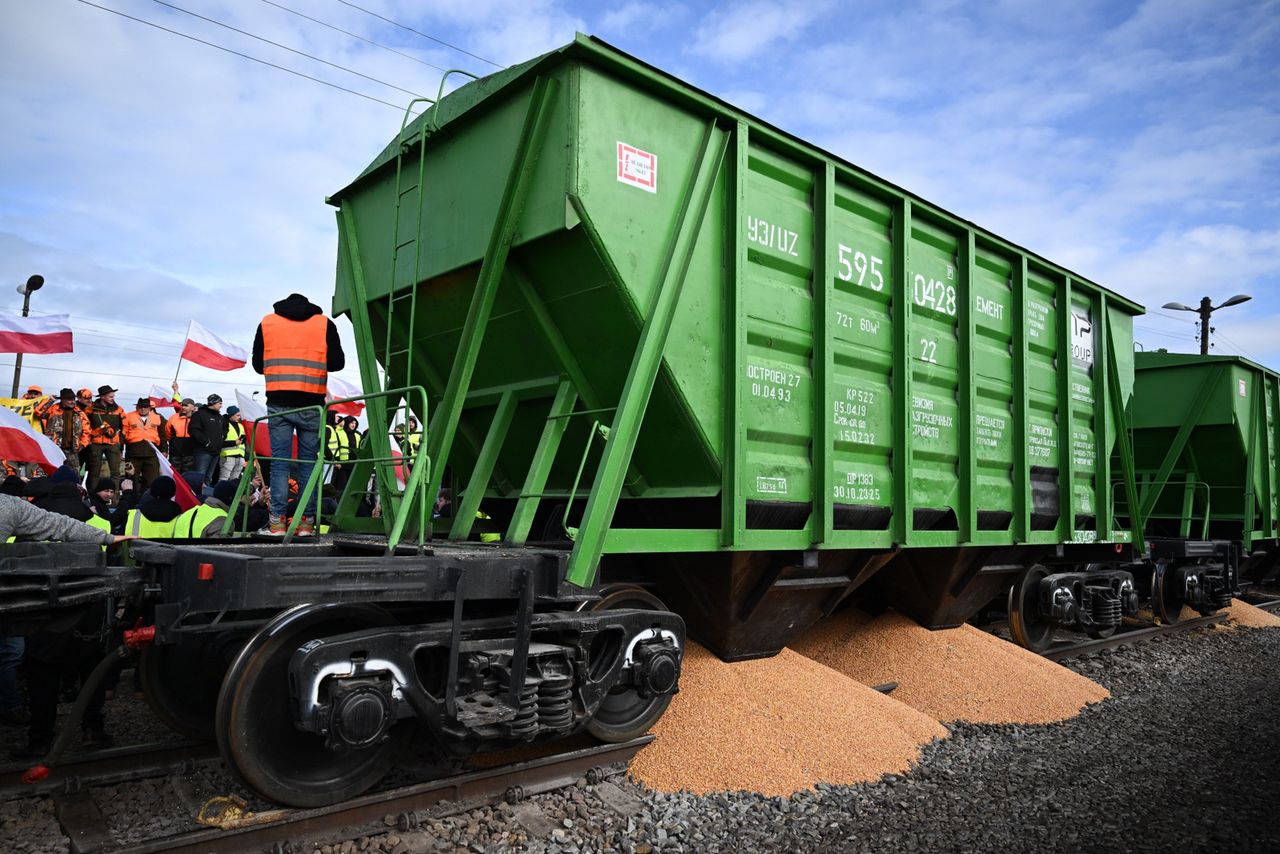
[
  {"xmin": 579, "ymin": 585, "xmax": 676, "ymax": 743},
  {"xmin": 1008, "ymin": 566, "xmax": 1056, "ymax": 653},
  {"xmin": 139, "ymin": 631, "xmax": 244, "ymax": 741},
  {"xmin": 215, "ymin": 603, "xmax": 401, "ymax": 807},
  {"xmin": 1152, "ymin": 560, "xmax": 1183, "ymax": 624}
]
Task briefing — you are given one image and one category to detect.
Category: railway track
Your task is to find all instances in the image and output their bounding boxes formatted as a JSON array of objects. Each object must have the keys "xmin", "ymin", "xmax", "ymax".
[
  {"xmin": 1042, "ymin": 613, "xmax": 1227, "ymax": 662},
  {"xmin": 14, "ymin": 736, "xmax": 651, "ymax": 854}
]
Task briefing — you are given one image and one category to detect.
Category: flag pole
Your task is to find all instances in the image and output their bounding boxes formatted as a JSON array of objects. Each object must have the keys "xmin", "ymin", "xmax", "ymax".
[{"xmin": 174, "ymin": 320, "xmax": 190, "ymax": 385}]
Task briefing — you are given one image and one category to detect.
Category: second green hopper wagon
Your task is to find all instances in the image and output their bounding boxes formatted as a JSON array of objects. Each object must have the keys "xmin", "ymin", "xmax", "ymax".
[{"xmin": 329, "ymin": 35, "xmax": 1148, "ymax": 659}]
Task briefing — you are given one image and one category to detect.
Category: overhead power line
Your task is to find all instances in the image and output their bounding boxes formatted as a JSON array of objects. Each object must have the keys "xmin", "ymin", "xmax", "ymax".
[
  {"xmin": 145, "ymin": 0, "xmax": 425, "ymax": 99},
  {"xmin": 260, "ymin": 0, "xmax": 447, "ymax": 74},
  {"xmin": 71, "ymin": 0, "xmax": 409, "ymax": 112},
  {"xmin": 336, "ymin": 0, "xmax": 501, "ymax": 68}
]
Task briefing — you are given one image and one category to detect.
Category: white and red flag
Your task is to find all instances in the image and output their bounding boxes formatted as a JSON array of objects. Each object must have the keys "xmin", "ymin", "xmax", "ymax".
[
  {"xmin": 181, "ymin": 320, "xmax": 248, "ymax": 371},
  {"xmin": 0, "ymin": 404, "xmax": 67, "ymax": 472},
  {"xmin": 326, "ymin": 376, "xmax": 365, "ymax": 416},
  {"xmin": 149, "ymin": 442, "xmax": 200, "ymax": 511},
  {"xmin": 0, "ymin": 314, "xmax": 73, "ymax": 354},
  {"xmin": 148, "ymin": 385, "xmax": 180, "ymax": 410}
]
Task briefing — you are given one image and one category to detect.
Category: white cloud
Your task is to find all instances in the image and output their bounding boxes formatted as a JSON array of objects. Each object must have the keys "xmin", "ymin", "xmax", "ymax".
[{"xmin": 690, "ymin": 0, "xmax": 831, "ymax": 63}]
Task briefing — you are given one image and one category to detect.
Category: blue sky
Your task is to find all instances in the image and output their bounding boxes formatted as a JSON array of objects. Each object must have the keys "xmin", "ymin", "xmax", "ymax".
[{"xmin": 2, "ymin": 0, "xmax": 1278, "ymax": 407}]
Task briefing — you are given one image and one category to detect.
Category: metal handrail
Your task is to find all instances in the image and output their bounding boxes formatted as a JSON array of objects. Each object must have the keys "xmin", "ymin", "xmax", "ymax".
[
  {"xmin": 426, "ymin": 70, "xmax": 481, "ymax": 133},
  {"xmin": 218, "ymin": 386, "xmax": 432, "ymax": 551}
]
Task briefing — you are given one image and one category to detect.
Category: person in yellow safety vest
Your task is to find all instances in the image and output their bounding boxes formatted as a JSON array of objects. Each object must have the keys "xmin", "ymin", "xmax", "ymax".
[
  {"xmin": 475, "ymin": 510, "xmax": 500, "ymax": 543},
  {"xmin": 124, "ymin": 475, "xmax": 182, "ymax": 538},
  {"xmin": 172, "ymin": 481, "xmax": 237, "ymax": 539},
  {"xmin": 404, "ymin": 416, "xmax": 422, "ymax": 455},
  {"xmin": 218, "ymin": 407, "xmax": 246, "ymax": 484},
  {"xmin": 328, "ymin": 415, "xmax": 362, "ymax": 494}
]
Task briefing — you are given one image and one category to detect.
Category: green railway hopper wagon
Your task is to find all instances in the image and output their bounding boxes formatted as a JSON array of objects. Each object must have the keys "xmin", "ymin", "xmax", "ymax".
[
  {"xmin": 329, "ymin": 36, "xmax": 1151, "ymax": 660},
  {"xmin": 1130, "ymin": 351, "xmax": 1280, "ymax": 588}
]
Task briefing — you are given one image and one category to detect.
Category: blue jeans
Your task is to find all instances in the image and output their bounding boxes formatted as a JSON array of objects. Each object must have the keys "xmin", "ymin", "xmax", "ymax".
[
  {"xmin": 268, "ymin": 405, "xmax": 321, "ymax": 520},
  {"xmin": 191, "ymin": 450, "xmax": 219, "ymax": 485},
  {"xmin": 0, "ymin": 636, "xmax": 24, "ymax": 713}
]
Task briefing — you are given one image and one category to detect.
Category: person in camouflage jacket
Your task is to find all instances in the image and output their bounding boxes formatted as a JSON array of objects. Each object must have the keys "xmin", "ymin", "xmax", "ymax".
[{"xmin": 43, "ymin": 388, "xmax": 89, "ymax": 469}]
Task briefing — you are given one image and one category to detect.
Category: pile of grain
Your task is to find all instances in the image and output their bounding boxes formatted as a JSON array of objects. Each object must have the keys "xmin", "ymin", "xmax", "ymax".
[
  {"xmin": 794, "ymin": 608, "xmax": 1109, "ymax": 725},
  {"xmin": 628, "ymin": 642, "xmax": 946, "ymax": 797},
  {"xmin": 1220, "ymin": 599, "xmax": 1280, "ymax": 629}
]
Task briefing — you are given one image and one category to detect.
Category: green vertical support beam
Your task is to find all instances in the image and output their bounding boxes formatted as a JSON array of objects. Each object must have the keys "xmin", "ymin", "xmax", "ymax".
[
  {"xmin": 1094, "ymin": 294, "xmax": 1112, "ymax": 539},
  {"xmin": 507, "ymin": 380, "xmax": 577, "ymax": 544},
  {"xmin": 423, "ymin": 76, "xmax": 559, "ymax": 513},
  {"xmin": 565, "ymin": 120, "xmax": 729, "ymax": 587},
  {"xmin": 450, "ymin": 390, "xmax": 518, "ymax": 540},
  {"xmin": 1056, "ymin": 276, "xmax": 1076, "ymax": 538},
  {"xmin": 1244, "ymin": 369, "xmax": 1262, "ymax": 548},
  {"xmin": 957, "ymin": 231, "xmax": 976, "ymax": 542},
  {"xmin": 1136, "ymin": 366, "xmax": 1223, "ymax": 521},
  {"xmin": 891, "ymin": 197, "xmax": 913, "ymax": 546},
  {"xmin": 721, "ymin": 121, "xmax": 749, "ymax": 547},
  {"xmin": 1105, "ymin": 311, "xmax": 1143, "ymax": 550},
  {"xmin": 336, "ymin": 204, "xmax": 397, "ymax": 534},
  {"xmin": 812, "ymin": 162, "xmax": 835, "ymax": 545},
  {"xmin": 1011, "ymin": 258, "xmax": 1030, "ymax": 541},
  {"xmin": 1180, "ymin": 477, "xmax": 1195, "ymax": 539}
]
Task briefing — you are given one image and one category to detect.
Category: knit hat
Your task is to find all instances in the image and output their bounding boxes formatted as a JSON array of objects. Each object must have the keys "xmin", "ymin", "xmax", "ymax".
[
  {"xmin": 51, "ymin": 465, "xmax": 79, "ymax": 485},
  {"xmin": 94, "ymin": 478, "xmax": 117, "ymax": 493},
  {"xmin": 226, "ymin": 405, "xmax": 240, "ymax": 417},
  {"xmin": 212, "ymin": 480, "xmax": 238, "ymax": 505},
  {"xmin": 207, "ymin": 394, "xmax": 222, "ymax": 405},
  {"xmin": 148, "ymin": 476, "xmax": 176, "ymax": 500}
]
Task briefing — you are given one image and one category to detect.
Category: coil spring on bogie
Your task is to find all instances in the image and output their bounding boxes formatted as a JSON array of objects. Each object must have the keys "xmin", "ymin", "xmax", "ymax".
[
  {"xmin": 1211, "ymin": 587, "xmax": 1233, "ymax": 609},
  {"xmin": 1088, "ymin": 588, "xmax": 1121, "ymax": 626},
  {"xmin": 537, "ymin": 676, "xmax": 573, "ymax": 731},
  {"xmin": 508, "ymin": 685, "xmax": 539, "ymax": 738}
]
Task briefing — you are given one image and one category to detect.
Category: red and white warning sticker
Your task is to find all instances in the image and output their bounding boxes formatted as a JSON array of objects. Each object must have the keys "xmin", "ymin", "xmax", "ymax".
[{"xmin": 616, "ymin": 141, "xmax": 657, "ymax": 193}]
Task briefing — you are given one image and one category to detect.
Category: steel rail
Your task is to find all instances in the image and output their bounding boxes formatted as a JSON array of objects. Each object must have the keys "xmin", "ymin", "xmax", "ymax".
[
  {"xmin": 99, "ymin": 736, "xmax": 652, "ymax": 854},
  {"xmin": 0, "ymin": 741, "xmax": 217, "ymax": 800},
  {"xmin": 1250, "ymin": 597, "xmax": 1280, "ymax": 614},
  {"xmin": 1042, "ymin": 613, "xmax": 1226, "ymax": 662}
]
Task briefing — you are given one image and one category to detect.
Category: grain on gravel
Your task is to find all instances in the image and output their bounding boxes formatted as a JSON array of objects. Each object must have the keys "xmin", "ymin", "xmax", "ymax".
[
  {"xmin": 794, "ymin": 608, "xmax": 1109, "ymax": 725},
  {"xmin": 1219, "ymin": 598, "xmax": 1280, "ymax": 629},
  {"xmin": 628, "ymin": 642, "xmax": 945, "ymax": 798}
]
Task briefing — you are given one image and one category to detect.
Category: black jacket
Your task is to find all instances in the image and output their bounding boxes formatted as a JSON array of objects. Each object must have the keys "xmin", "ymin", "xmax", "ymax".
[
  {"xmin": 28, "ymin": 481, "xmax": 94, "ymax": 522},
  {"xmin": 188, "ymin": 405, "xmax": 225, "ymax": 454},
  {"xmin": 252, "ymin": 294, "xmax": 345, "ymax": 408}
]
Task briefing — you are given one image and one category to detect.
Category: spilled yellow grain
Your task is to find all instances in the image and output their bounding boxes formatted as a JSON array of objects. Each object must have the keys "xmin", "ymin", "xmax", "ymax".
[
  {"xmin": 794, "ymin": 608, "xmax": 1109, "ymax": 725},
  {"xmin": 629, "ymin": 643, "xmax": 946, "ymax": 797}
]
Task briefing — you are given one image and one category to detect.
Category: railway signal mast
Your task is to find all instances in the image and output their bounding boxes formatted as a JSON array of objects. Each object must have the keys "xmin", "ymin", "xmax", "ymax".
[{"xmin": 1162, "ymin": 293, "xmax": 1252, "ymax": 355}]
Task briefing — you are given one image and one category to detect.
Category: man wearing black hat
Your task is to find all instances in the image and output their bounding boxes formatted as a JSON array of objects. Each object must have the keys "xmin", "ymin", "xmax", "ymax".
[
  {"xmin": 42, "ymin": 388, "xmax": 88, "ymax": 469},
  {"xmin": 87, "ymin": 385, "xmax": 125, "ymax": 482},
  {"xmin": 188, "ymin": 394, "xmax": 225, "ymax": 484}
]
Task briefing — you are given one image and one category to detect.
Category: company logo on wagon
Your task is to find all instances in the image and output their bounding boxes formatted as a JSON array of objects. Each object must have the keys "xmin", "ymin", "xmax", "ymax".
[{"xmin": 617, "ymin": 141, "xmax": 657, "ymax": 192}]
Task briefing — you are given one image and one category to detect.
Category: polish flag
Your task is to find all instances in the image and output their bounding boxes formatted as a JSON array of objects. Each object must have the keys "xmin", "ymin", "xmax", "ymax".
[
  {"xmin": 0, "ymin": 404, "xmax": 66, "ymax": 473},
  {"xmin": 148, "ymin": 385, "xmax": 179, "ymax": 410},
  {"xmin": 326, "ymin": 376, "xmax": 365, "ymax": 416},
  {"xmin": 181, "ymin": 320, "xmax": 248, "ymax": 371},
  {"xmin": 149, "ymin": 441, "xmax": 200, "ymax": 511},
  {"xmin": 0, "ymin": 314, "xmax": 73, "ymax": 354},
  {"xmin": 233, "ymin": 389, "xmax": 295, "ymax": 458}
]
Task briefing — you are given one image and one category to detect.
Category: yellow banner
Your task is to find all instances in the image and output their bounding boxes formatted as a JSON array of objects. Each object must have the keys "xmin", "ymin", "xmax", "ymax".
[{"xmin": 0, "ymin": 397, "xmax": 40, "ymax": 429}]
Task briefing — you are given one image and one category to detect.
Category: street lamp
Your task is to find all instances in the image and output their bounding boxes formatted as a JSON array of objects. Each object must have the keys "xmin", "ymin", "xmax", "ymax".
[
  {"xmin": 1162, "ymin": 295, "xmax": 1249, "ymax": 355},
  {"xmin": 10, "ymin": 275, "xmax": 45, "ymax": 397}
]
